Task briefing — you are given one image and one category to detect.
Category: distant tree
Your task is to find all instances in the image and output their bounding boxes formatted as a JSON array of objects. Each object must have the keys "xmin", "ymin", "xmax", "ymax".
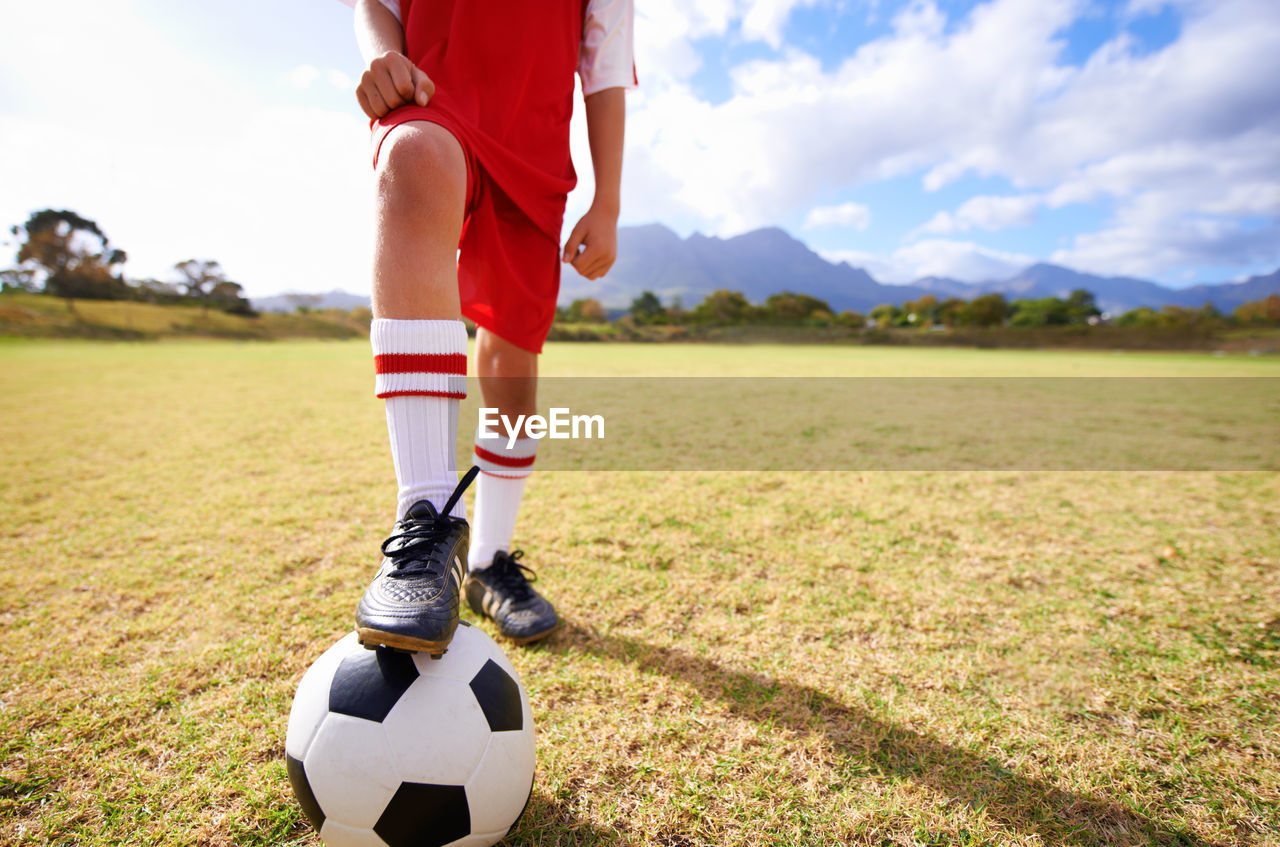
[
  {"xmin": 1009, "ymin": 297, "xmax": 1072, "ymax": 327},
  {"xmin": 1156, "ymin": 303, "xmax": 1223, "ymax": 329},
  {"xmin": 1114, "ymin": 306, "xmax": 1161, "ymax": 327},
  {"xmin": 936, "ymin": 297, "xmax": 967, "ymax": 327},
  {"xmin": 835, "ymin": 310, "xmax": 867, "ymax": 329},
  {"xmin": 961, "ymin": 293, "xmax": 1008, "ymax": 327},
  {"xmin": 1234, "ymin": 294, "xmax": 1280, "ymax": 326},
  {"xmin": 901, "ymin": 294, "xmax": 939, "ymax": 327},
  {"xmin": 11, "ymin": 209, "xmax": 129, "ymax": 311},
  {"xmin": 691, "ymin": 289, "xmax": 754, "ymax": 325},
  {"xmin": 869, "ymin": 303, "xmax": 898, "ymax": 329},
  {"xmin": 174, "ymin": 259, "xmax": 231, "ymax": 317},
  {"xmin": 804, "ymin": 308, "xmax": 835, "ymax": 328},
  {"xmin": 666, "ymin": 295, "xmax": 686, "ymax": 325},
  {"xmin": 133, "ymin": 278, "xmax": 186, "ymax": 305},
  {"xmin": 629, "ymin": 290, "xmax": 664, "ymax": 324},
  {"xmin": 1063, "ymin": 289, "xmax": 1101, "ymax": 324},
  {"xmin": 1008, "ymin": 290, "xmax": 1100, "ymax": 327},
  {"xmin": 762, "ymin": 291, "xmax": 833, "ymax": 325},
  {"xmin": 209, "ymin": 280, "xmax": 256, "ymax": 316},
  {"xmin": 560, "ymin": 297, "xmax": 606, "ymax": 323}
]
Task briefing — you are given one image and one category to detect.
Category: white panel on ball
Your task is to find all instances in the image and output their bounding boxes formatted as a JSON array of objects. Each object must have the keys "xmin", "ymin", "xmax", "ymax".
[
  {"xmin": 285, "ymin": 633, "xmax": 356, "ymax": 759},
  {"xmin": 464, "ymin": 730, "xmax": 536, "ymax": 834},
  {"xmin": 318, "ymin": 819, "xmax": 391, "ymax": 847},
  {"xmin": 305, "ymin": 714, "xmax": 402, "ymax": 828},
  {"xmin": 382, "ymin": 675, "xmax": 491, "ymax": 784},
  {"xmin": 410, "ymin": 624, "xmax": 490, "ymax": 683}
]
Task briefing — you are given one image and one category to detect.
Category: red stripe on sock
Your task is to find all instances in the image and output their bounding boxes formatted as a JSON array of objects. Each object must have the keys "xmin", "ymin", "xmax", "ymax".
[
  {"xmin": 377, "ymin": 390, "xmax": 467, "ymax": 399},
  {"xmin": 478, "ymin": 469, "xmax": 528, "ymax": 479},
  {"xmin": 474, "ymin": 444, "xmax": 537, "ymax": 467},
  {"xmin": 374, "ymin": 353, "xmax": 467, "ymax": 375}
]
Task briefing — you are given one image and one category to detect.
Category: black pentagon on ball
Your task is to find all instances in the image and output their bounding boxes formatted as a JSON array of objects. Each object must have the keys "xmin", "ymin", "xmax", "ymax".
[
  {"xmin": 374, "ymin": 782, "xmax": 470, "ymax": 847},
  {"xmin": 329, "ymin": 647, "xmax": 419, "ymax": 723},
  {"xmin": 285, "ymin": 753, "xmax": 325, "ymax": 832},
  {"xmin": 469, "ymin": 659, "xmax": 523, "ymax": 732}
]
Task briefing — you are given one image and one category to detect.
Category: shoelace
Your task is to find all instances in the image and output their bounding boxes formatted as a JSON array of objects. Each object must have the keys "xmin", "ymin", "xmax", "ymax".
[
  {"xmin": 490, "ymin": 550, "xmax": 539, "ymax": 602},
  {"xmin": 380, "ymin": 466, "xmax": 479, "ymax": 577}
]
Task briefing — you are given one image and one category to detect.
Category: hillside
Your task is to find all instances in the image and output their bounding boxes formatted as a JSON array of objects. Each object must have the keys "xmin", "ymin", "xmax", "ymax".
[{"xmin": 0, "ymin": 292, "xmax": 370, "ymax": 341}]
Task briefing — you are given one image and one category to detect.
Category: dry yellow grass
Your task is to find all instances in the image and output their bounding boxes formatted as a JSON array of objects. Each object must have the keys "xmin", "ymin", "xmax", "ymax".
[{"xmin": 0, "ymin": 339, "xmax": 1277, "ymax": 846}]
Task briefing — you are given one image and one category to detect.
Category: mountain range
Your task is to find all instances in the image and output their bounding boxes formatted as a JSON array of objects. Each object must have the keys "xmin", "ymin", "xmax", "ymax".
[{"xmin": 253, "ymin": 224, "xmax": 1280, "ymax": 316}]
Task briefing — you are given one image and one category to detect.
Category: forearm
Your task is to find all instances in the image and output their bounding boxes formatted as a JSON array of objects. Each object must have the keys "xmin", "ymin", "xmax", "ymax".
[
  {"xmin": 355, "ymin": 0, "xmax": 405, "ymax": 63},
  {"xmin": 583, "ymin": 87, "xmax": 625, "ymax": 216}
]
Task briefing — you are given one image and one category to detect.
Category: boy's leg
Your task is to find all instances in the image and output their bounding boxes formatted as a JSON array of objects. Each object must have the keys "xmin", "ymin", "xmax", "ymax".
[
  {"xmin": 465, "ymin": 327, "xmax": 560, "ymax": 644},
  {"xmin": 356, "ymin": 121, "xmax": 475, "ymax": 656}
]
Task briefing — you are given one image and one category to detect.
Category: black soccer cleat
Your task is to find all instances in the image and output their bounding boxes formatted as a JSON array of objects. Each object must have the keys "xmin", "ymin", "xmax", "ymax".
[
  {"xmin": 357, "ymin": 467, "xmax": 480, "ymax": 657},
  {"xmin": 465, "ymin": 550, "xmax": 560, "ymax": 645}
]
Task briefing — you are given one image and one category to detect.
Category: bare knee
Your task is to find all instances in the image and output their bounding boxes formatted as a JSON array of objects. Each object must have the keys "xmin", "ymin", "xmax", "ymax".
[
  {"xmin": 476, "ymin": 328, "xmax": 538, "ymax": 379},
  {"xmin": 477, "ymin": 328, "xmax": 538, "ymax": 416},
  {"xmin": 375, "ymin": 123, "xmax": 466, "ymax": 217}
]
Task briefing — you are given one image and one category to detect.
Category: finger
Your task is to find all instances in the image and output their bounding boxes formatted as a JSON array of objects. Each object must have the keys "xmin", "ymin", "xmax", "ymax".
[
  {"xmin": 388, "ymin": 58, "xmax": 415, "ymax": 103},
  {"xmin": 412, "ymin": 69, "xmax": 436, "ymax": 106},
  {"xmin": 571, "ymin": 241, "xmax": 599, "ymax": 269},
  {"xmin": 356, "ymin": 87, "xmax": 378, "ymax": 120},
  {"xmin": 359, "ymin": 83, "xmax": 390, "ymax": 119},
  {"xmin": 562, "ymin": 223, "xmax": 588, "ymax": 262},
  {"xmin": 586, "ymin": 255, "xmax": 615, "ymax": 279},
  {"xmin": 583, "ymin": 247, "xmax": 615, "ymax": 276},
  {"xmin": 373, "ymin": 70, "xmax": 405, "ymax": 111},
  {"xmin": 364, "ymin": 84, "xmax": 392, "ymax": 118},
  {"xmin": 583, "ymin": 256, "xmax": 611, "ymax": 280},
  {"xmin": 573, "ymin": 247, "xmax": 603, "ymax": 279}
]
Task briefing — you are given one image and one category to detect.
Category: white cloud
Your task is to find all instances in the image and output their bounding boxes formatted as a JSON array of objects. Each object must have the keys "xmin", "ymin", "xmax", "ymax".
[
  {"xmin": 741, "ymin": 0, "xmax": 822, "ymax": 49},
  {"xmin": 287, "ymin": 64, "xmax": 322, "ymax": 89},
  {"xmin": 622, "ymin": 0, "xmax": 1280, "ymax": 276},
  {"xmin": 622, "ymin": 0, "xmax": 1085, "ymax": 233},
  {"xmin": 328, "ymin": 69, "xmax": 354, "ymax": 91},
  {"xmin": 816, "ymin": 248, "xmax": 912, "ymax": 283},
  {"xmin": 1045, "ymin": 131, "xmax": 1280, "ymax": 275},
  {"xmin": 894, "ymin": 239, "xmax": 1035, "ymax": 281},
  {"xmin": 285, "ymin": 65, "xmax": 351, "ymax": 92},
  {"xmin": 803, "ymin": 201, "xmax": 872, "ymax": 230},
  {"xmin": 820, "ymin": 239, "xmax": 1035, "ymax": 283},
  {"xmin": 917, "ymin": 193, "xmax": 1041, "ymax": 234},
  {"xmin": 1124, "ymin": 0, "xmax": 1196, "ymax": 17}
]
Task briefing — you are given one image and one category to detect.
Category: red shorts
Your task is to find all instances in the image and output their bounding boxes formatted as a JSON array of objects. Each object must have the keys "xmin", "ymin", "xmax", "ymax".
[{"xmin": 372, "ymin": 114, "xmax": 564, "ymax": 354}]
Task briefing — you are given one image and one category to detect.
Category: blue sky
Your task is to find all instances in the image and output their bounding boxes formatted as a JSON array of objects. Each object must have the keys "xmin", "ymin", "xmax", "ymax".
[{"xmin": 1, "ymin": 0, "xmax": 1277, "ymax": 296}]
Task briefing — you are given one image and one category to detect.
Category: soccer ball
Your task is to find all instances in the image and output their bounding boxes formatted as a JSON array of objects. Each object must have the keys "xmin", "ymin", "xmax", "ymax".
[{"xmin": 285, "ymin": 622, "xmax": 535, "ymax": 847}]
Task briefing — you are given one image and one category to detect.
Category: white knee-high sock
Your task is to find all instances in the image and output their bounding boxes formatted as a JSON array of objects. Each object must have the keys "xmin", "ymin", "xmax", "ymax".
[
  {"xmin": 469, "ymin": 433, "xmax": 537, "ymax": 569},
  {"xmin": 371, "ymin": 318, "xmax": 468, "ymax": 521}
]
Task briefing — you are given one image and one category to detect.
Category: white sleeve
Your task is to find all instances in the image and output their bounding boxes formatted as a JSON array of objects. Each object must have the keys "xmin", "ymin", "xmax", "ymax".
[
  {"xmin": 578, "ymin": 0, "xmax": 637, "ymax": 95},
  {"xmin": 377, "ymin": 0, "xmax": 401, "ymax": 24}
]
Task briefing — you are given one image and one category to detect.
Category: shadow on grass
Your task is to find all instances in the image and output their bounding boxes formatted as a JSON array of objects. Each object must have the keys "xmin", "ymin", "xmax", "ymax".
[{"xmin": 541, "ymin": 622, "xmax": 1218, "ymax": 847}]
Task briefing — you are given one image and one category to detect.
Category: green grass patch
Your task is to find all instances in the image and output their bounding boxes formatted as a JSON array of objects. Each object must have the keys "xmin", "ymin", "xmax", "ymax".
[{"xmin": 1, "ymin": 340, "xmax": 1277, "ymax": 845}]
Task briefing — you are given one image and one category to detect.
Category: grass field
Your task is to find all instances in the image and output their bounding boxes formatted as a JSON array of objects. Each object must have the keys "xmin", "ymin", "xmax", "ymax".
[{"xmin": 1, "ymin": 340, "xmax": 1278, "ymax": 846}]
